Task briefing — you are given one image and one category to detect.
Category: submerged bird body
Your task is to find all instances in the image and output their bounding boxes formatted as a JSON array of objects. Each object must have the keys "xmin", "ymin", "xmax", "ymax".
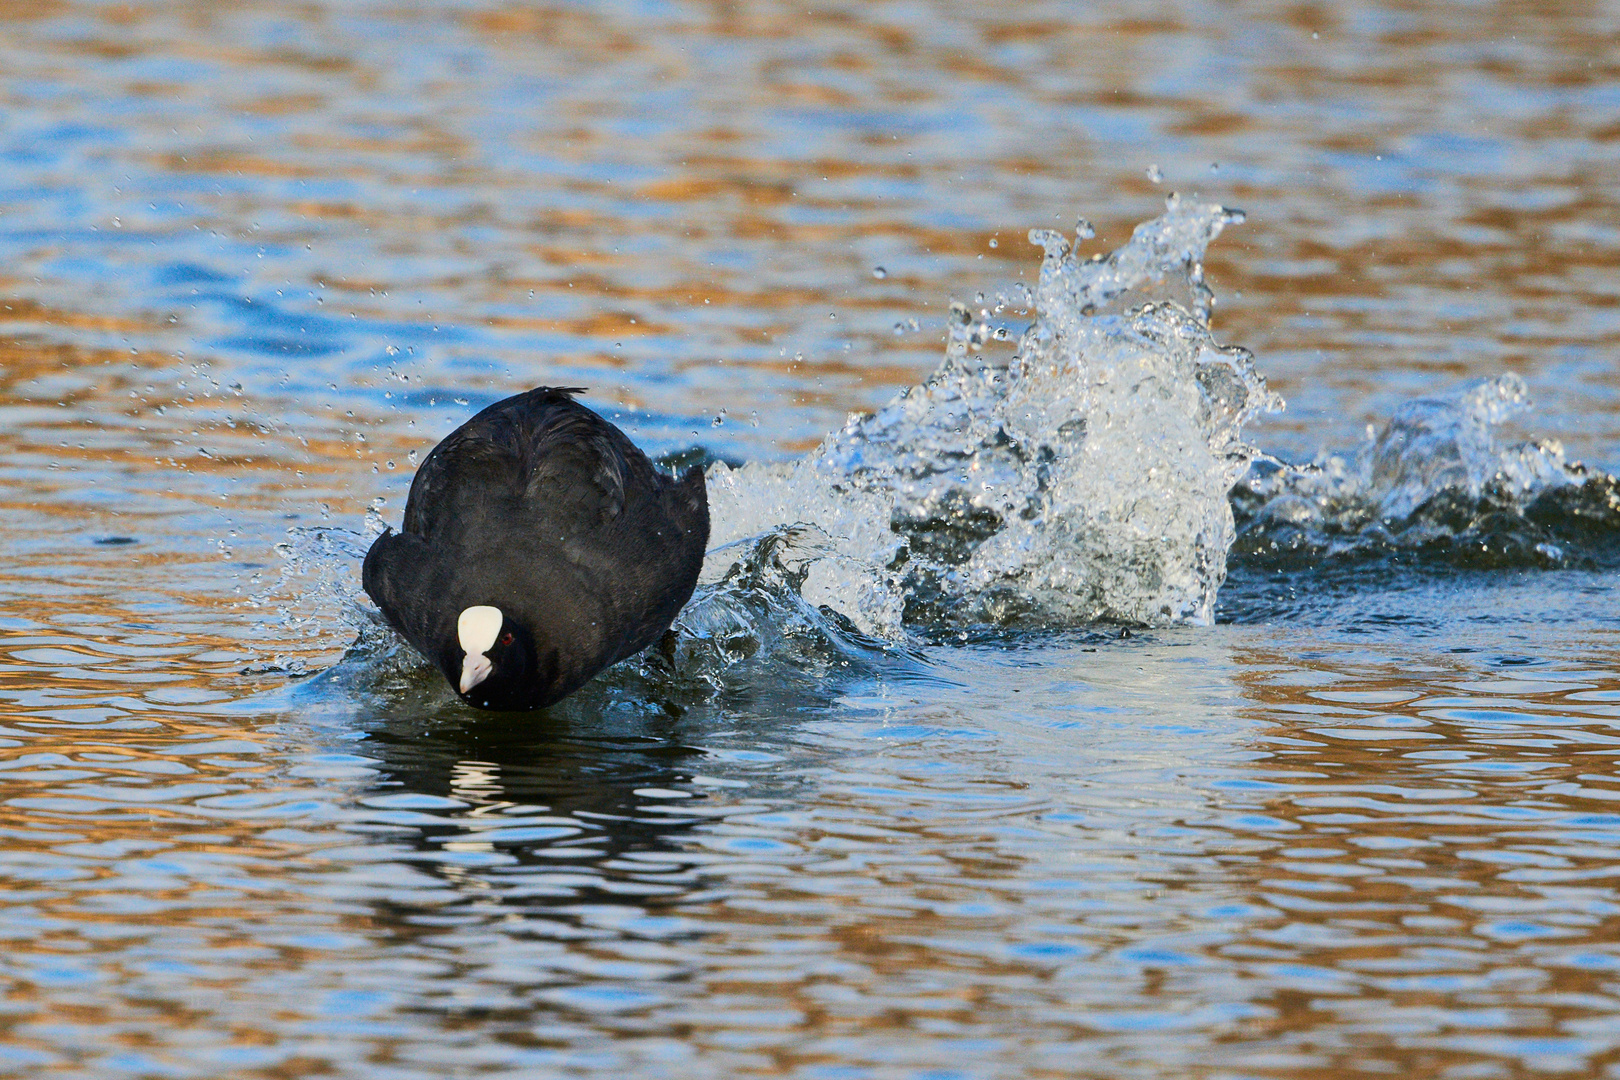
[{"xmin": 362, "ymin": 387, "xmax": 709, "ymax": 710}]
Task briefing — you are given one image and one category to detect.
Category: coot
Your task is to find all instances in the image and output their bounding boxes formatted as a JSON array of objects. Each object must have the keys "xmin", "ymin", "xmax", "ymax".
[{"xmin": 362, "ymin": 387, "xmax": 709, "ymax": 710}]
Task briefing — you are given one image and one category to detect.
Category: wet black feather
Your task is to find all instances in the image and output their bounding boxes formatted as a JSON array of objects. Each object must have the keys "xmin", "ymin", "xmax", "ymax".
[{"xmin": 362, "ymin": 387, "xmax": 709, "ymax": 709}]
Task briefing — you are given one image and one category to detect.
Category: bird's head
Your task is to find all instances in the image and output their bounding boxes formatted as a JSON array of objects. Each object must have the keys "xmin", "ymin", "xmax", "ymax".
[{"xmin": 454, "ymin": 605, "xmax": 539, "ymax": 710}]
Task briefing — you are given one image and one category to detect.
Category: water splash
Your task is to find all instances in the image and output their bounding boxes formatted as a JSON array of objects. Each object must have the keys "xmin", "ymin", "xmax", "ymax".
[
  {"xmin": 1232, "ymin": 374, "xmax": 1620, "ymax": 570},
  {"xmin": 699, "ymin": 195, "xmax": 1280, "ymax": 640},
  {"xmin": 242, "ymin": 523, "xmax": 397, "ymax": 674},
  {"xmin": 260, "ymin": 197, "xmax": 1281, "ymax": 689}
]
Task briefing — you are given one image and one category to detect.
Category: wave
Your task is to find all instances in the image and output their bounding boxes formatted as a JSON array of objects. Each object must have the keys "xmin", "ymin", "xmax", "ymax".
[{"xmin": 1231, "ymin": 374, "xmax": 1620, "ymax": 572}]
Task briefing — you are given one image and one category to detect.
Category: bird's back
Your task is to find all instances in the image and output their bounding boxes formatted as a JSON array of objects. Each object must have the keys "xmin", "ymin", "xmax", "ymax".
[{"xmin": 364, "ymin": 387, "xmax": 709, "ymax": 699}]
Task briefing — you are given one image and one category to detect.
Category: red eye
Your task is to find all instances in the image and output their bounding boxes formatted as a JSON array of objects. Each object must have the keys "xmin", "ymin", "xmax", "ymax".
[{"xmin": 500, "ymin": 632, "xmax": 514, "ymax": 646}]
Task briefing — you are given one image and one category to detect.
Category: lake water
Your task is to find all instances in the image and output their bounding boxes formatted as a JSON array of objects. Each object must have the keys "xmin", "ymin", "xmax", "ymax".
[{"xmin": 3, "ymin": 2, "xmax": 1620, "ymax": 1077}]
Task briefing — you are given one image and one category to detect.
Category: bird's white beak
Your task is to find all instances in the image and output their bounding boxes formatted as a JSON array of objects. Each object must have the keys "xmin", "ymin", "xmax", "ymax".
[{"xmin": 459, "ymin": 653, "xmax": 493, "ymax": 695}]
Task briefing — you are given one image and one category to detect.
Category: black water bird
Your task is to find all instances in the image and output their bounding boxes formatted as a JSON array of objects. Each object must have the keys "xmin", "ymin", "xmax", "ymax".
[{"xmin": 362, "ymin": 387, "xmax": 709, "ymax": 710}]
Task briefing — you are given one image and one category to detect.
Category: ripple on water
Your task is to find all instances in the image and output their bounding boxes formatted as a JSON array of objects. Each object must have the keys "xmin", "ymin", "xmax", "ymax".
[{"xmin": 0, "ymin": 1, "xmax": 1618, "ymax": 1077}]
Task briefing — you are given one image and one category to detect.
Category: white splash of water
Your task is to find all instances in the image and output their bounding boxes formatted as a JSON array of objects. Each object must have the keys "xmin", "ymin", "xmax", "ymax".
[
  {"xmin": 1234, "ymin": 374, "xmax": 1587, "ymax": 563},
  {"xmin": 1356, "ymin": 374, "xmax": 1574, "ymax": 517},
  {"xmin": 698, "ymin": 195, "xmax": 1280, "ymax": 636}
]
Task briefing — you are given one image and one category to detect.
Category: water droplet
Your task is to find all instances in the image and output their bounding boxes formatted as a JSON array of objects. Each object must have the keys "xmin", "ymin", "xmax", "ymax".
[
  {"xmin": 872, "ymin": 266, "xmax": 887, "ymax": 279},
  {"xmin": 1027, "ymin": 228, "xmax": 1070, "ymax": 258},
  {"xmin": 407, "ymin": 449, "xmax": 419, "ymax": 465},
  {"xmin": 1074, "ymin": 217, "xmax": 1095, "ymax": 241},
  {"xmin": 1146, "ymin": 164, "xmax": 1164, "ymax": 184},
  {"xmin": 988, "ymin": 238, "xmax": 998, "ymax": 248}
]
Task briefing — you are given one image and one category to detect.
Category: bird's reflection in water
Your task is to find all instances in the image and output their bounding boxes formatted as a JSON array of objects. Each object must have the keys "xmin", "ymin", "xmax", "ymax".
[
  {"xmin": 351, "ymin": 700, "xmax": 718, "ymax": 912},
  {"xmin": 321, "ymin": 645, "xmax": 846, "ymax": 935}
]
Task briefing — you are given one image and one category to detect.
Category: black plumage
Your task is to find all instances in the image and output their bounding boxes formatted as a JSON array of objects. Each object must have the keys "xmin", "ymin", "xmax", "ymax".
[{"xmin": 362, "ymin": 387, "xmax": 709, "ymax": 710}]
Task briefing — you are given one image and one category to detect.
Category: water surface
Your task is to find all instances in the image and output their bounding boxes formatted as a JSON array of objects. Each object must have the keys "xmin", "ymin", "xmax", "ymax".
[{"xmin": 2, "ymin": 2, "xmax": 1619, "ymax": 1078}]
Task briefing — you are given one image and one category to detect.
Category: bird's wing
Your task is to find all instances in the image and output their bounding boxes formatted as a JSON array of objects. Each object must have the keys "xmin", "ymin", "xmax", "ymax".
[{"xmin": 361, "ymin": 528, "xmax": 451, "ymax": 664}]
